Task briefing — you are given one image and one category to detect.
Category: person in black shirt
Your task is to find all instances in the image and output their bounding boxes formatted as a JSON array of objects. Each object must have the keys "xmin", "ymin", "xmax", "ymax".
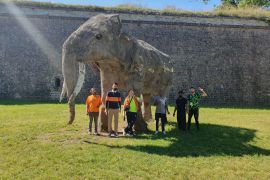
[{"xmin": 173, "ymin": 90, "xmax": 188, "ymax": 131}]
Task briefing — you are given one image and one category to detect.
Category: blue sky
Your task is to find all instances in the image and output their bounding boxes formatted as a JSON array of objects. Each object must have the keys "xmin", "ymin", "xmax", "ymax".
[{"xmin": 33, "ymin": 0, "xmax": 222, "ymax": 11}]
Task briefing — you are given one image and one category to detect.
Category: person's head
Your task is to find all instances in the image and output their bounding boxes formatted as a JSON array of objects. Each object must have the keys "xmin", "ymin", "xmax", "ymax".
[
  {"xmin": 112, "ymin": 82, "xmax": 118, "ymax": 91},
  {"xmin": 128, "ymin": 89, "xmax": 134, "ymax": 97},
  {"xmin": 190, "ymin": 87, "xmax": 196, "ymax": 94},
  {"xmin": 178, "ymin": 90, "xmax": 184, "ymax": 97},
  {"xmin": 90, "ymin": 88, "xmax": 96, "ymax": 95}
]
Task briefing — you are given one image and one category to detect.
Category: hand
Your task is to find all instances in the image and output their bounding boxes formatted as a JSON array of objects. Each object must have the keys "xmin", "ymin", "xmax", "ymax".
[
  {"xmin": 104, "ymin": 110, "xmax": 107, "ymax": 115},
  {"xmin": 119, "ymin": 109, "xmax": 121, "ymax": 113},
  {"xmin": 86, "ymin": 112, "xmax": 89, "ymax": 115},
  {"xmin": 198, "ymin": 87, "xmax": 204, "ymax": 91}
]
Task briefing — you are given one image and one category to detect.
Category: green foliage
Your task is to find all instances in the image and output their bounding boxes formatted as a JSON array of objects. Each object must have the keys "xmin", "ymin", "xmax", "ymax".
[
  {"xmin": 238, "ymin": 0, "xmax": 270, "ymax": 7},
  {"xmin": 212, "ymin": 0, "xmax": 270, "ymax": 7},
  {"xmin": 214, "ymin": 5, "xmax": 270, "ymax": 23},
  {"xmin": 0, "ymin": 101, "xmax": 270, "ymax": 179}
]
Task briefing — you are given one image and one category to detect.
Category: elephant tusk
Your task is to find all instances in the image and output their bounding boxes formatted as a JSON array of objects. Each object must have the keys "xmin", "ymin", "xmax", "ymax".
[
  {"xmin": 59, "ymin": 79, "xmax": 66, "ymax": 102},
  {"xmin": 68, "ymin": 62, "xmax": 86, "ymax": 103}
]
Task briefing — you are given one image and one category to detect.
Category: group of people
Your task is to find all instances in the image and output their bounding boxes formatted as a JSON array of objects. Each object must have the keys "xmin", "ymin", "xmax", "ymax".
[
  {"xmin": 86, "ymin": 83, "xmax": 139, "ymax": 137},
  {"xmin": 85, "ymin": 82, "xmax": 207, "ymax": 138}
]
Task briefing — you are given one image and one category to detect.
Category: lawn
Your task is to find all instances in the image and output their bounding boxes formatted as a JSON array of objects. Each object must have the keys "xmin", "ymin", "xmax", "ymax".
[{"xmin": 0, "ymin": 101, "xmax": 270, "ymax": 179}]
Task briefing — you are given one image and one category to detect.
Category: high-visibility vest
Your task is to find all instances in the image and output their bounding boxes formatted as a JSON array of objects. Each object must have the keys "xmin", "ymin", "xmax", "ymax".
[{"xmin": 124, "ymin": 96, "xmax": 139, "ymax": 111}]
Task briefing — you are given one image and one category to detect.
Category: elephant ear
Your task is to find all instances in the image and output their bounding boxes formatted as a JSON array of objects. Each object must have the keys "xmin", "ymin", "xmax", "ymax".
[{"xmin": 107, "ymin": 14, "xmax": 122, "ymax": 36}]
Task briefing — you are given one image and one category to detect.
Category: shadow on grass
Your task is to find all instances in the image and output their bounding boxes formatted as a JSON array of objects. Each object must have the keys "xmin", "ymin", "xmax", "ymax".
[
  {"xmin": 0, "ymin": 99, "xmax": 84, "ymax": 105},
  {"xmin": 0, "ymin": 99, "xmax": 60, "ymax": 105},
  {"xmin": 90, "ymin": 122, "xmax": 270, "ymax": 157}
]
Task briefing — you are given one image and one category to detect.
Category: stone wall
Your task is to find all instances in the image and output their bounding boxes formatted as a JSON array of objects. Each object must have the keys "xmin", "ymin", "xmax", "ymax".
[{"xmin": 0, "ymin": 4, "xmax": 269, "ymax": 105}]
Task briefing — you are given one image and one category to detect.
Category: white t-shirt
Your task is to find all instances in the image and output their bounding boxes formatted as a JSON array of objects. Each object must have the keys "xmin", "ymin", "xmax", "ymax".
[{"xmin": 154, "ymin": 96, "xmax": 168, "ymax": 114}]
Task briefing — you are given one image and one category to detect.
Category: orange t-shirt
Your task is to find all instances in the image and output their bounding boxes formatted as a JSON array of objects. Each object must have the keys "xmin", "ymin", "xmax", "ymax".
[{"xmin": 86, "ymin": 95, "xmax": 102, "ymax": 113}]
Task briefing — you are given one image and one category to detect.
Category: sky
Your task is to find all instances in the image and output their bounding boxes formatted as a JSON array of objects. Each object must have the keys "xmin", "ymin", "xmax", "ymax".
[{"xmin": 32, "ymin": 0, "xmax": 222, "ymax": 11}]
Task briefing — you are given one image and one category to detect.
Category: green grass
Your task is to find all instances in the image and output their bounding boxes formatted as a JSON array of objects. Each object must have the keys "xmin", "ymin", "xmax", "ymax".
[
  {"xmin": 0, "ymin": 101, "xmax": 270, "ymax": 179},
  {"xmin": 1, "ymin": 0, "xmax": 270, "ymax": 24}
]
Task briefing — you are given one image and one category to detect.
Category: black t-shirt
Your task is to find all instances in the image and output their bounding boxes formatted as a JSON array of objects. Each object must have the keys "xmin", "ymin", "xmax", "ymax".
[{"xmin": 175, "ymin": 97, "xmax": 188, "ymax": 113}]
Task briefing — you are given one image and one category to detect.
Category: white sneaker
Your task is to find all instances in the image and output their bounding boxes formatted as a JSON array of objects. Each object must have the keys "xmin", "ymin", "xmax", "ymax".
[
  {"xmin": 114, "ymin": 132, "xmax": 119, "ymax": 138},
  {"xmin": 162, "ymin": 131, "xmax": 166, "ymax": 135},
  {"xmin": 155, "ymin": 131, "xmax": 159, "ymax": 134}
]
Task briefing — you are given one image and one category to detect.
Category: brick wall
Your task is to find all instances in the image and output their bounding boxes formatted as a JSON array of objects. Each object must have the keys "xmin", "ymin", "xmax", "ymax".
[{"xmin": 0, "ymin": 4, "xmax": 269, "ymax": 105}]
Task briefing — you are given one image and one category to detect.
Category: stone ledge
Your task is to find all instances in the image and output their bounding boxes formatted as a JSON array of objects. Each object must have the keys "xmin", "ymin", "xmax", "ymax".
[{"xmin": 0, "ymin": 4, "xmax": 269, "ymax": 29}]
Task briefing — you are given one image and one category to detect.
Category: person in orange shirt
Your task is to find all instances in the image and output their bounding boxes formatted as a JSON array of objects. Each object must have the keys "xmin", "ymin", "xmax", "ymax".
[{"xmin": 86, "ymin": 88, "xmax": 102, "ymax": 135}]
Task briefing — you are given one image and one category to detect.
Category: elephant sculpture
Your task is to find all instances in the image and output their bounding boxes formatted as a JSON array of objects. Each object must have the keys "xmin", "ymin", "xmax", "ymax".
[{"xmin": 60, "ymin": 14, "xmax": 173, "ymax": 132}]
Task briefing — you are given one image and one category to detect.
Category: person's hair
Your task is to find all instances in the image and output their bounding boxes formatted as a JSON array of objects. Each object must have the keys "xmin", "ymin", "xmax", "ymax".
[
  {"xmin": 113, "ymin": 82, "xmax": 118, "ymax": 86},
  {"xmin": 178, "ymin": 90, "xmax": 184, "ymax": 95},
  {"xmin": 127, "ymin": 89, "xmax": 133, "ymax": 93},
  {"xmin": 90, "ymin": 88, "xmax": 96, "ymax": 94}
]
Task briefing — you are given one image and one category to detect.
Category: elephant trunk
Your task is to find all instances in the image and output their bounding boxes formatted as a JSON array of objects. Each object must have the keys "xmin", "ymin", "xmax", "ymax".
[
  {"xmin": 60, "ymin": 51, "xmax": 86, "ymax": 124},
  {"xmin": 67, "ymin": 62, "xmax": 85, "ymax": 124}
]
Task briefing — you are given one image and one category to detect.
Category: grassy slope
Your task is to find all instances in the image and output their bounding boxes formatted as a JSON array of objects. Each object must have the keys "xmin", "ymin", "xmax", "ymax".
[
  {"xmin": 1, "ymin": 0, "xmax": 270, "ymax": 23},
  {"xmin": 0, "ymin": 102, "xmax": 270, "ymax": 179}
]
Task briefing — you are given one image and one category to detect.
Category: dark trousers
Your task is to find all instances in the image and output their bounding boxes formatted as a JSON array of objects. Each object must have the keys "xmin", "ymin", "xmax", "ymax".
[
  {"xmin": 155, "ymin": 113, "xmax": 167, "ymax": 132},
  {"xmin": 187, "ymin": 108, "xmax": 199, "ymax": 130},
  {"xmin": 88, "ymin": 112, "xmax": 99, "ymax": 133},
  {"xmin": 177, "ymin": 111, "xmax": 186, "ymax": 131},
  {"xmin": 125, "ymin": 112, "xmax": 137, "ymax": 134}
]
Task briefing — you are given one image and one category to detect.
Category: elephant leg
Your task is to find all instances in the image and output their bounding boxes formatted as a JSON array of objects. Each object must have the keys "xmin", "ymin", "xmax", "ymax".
[
  {"xmin": 142, "ymin": 93, "xmax": 153, "ymax": 122},
  {"xmin": 132, "ymin": 88, "xmax": 148, "ymax": 132},
  {"xmin": 134, "ymin": 109, "xmax": 148, "ymax": 132}
]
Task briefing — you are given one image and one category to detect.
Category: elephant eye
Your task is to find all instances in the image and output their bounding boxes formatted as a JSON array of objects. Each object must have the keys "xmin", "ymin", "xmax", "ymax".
[{"xmin": 95, "ymin": 34, "xmax": 102, "ymax": 40}]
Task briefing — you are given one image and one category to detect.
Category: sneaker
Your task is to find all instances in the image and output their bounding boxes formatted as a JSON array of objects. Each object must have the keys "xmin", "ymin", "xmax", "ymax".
[
  {"xmin": 162, "ymin": 131, "xmax": 166, "ymax": 135},
  {"xmin": 108, "ymin": 133, "xmax": 112, "ymax": 137},
  {"xmin": 155, "ymin": 131, "xmax": 159, "ymax": 134},
  {"xmin": 93, "ymin": 132, "xmax": 98, "ymax": 136},
  {"xmin": 122, "ymin": 129, "xmax": 126, "ymax": 136},
  {"xmin": 114, "ymin": 132, "xmax": 119, "ymax": 138},
  {"xmin": 88, "ymin": 131, "xmax": 92, "ymax": 135}
]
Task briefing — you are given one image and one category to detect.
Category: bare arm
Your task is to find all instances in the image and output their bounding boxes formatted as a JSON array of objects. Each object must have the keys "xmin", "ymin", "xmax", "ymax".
[
  {"xmin": 199, "ymin": 87, "xmax": 207, "ymax": 97},
  {"xmin": 86, "ymin": 98, "xmax": 89, "ymax": 115},
  {"xmin": 166, "ymin": 104, "xmax": 170, "ymax": 114},
  {"xmin": 86, "ymin": 105, "xmax": 89, "ymax": 115}
]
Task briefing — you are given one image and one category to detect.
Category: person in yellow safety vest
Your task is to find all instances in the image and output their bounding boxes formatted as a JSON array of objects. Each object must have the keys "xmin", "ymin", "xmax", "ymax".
[{"xmin": 123, "ymin": 89, "xmax": 140, "ymax": 136}]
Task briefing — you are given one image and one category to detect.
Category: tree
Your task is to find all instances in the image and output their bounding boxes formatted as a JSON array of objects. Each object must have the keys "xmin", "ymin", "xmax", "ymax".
[
  {"xmin": 238, "ymin": 0, "xmax": 270, "ymax": 7},
  {"xmin": 203, "ymin": 0, "xmax": 270, "ymax": 7}
]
